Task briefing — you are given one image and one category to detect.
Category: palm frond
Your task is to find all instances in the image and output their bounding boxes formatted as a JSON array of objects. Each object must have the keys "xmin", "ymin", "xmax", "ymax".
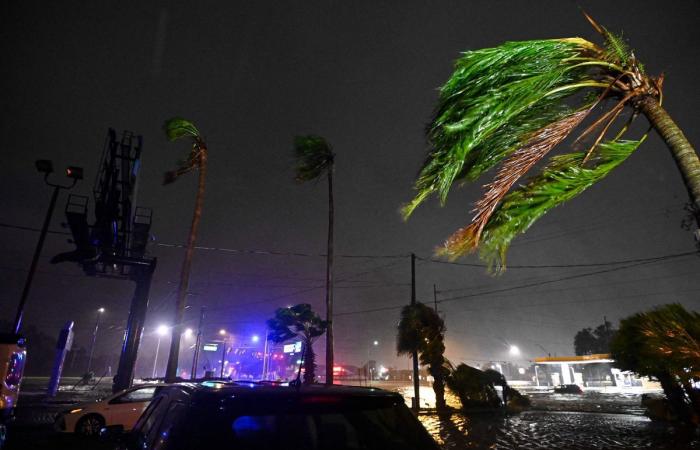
[
  {"xmin": 439, "ymin": 138, "xmax": 643, "ymax": 270},
  {"xmin": 163, "ymin": 117, "xmax": 205, "ymax": 185},
  {"xmin": 403, "ymin": 38, "xmax": 605, "ymax": 218},
  {"xmin": 294, "ymin": 135, "xmax": 334, "ymax": 182},
  {"xmin": 444, "ymin": 108, "xmax": 592, "ymax": 252},
  {"xmin": 163, "ymin": 117, "xmax": 201, "ymax": 141}
]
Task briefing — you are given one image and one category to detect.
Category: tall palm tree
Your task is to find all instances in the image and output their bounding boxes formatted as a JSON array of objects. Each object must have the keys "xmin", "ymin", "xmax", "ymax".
[
  {"xmin": 267, "ymin": 303, "xmax": 328, "ymax": 385},
  {"xmin": 397, "ymin": 302, "xmax": 449, "ymax": 410},
  {"xmin": 162, "ymin": 118, "xmax": 208, "ymax": 382},
  {"xmin": 293, "ymin": 135, "xmax": 336, "ymax": 384},
  {"xmin": 403, "ymin": 14, "xmax": 700, "ymax": 271}
]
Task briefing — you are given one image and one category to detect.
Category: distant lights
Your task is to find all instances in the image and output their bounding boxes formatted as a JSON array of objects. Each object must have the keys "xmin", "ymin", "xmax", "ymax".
[
  {"xmin": 98, "ymin": 307, "xmax": 105, "ymax": 313},
  {"xmin": 219, "ymin": 329, "xmax": 227, "ymax": 336},
  {"xmin": 184, "ymin": 328, "xmax": 193, "ymax": 338},
  {"xmin": 251, "ymin": 335, "xmax": 260, "ymax": 343},
  {"xmin": 509, "ymin": 345, "xmax": 521, "ymax": 357},
  {"xmin": 157, "ymin": 325, "xmax": 169, "ymax": 336}
]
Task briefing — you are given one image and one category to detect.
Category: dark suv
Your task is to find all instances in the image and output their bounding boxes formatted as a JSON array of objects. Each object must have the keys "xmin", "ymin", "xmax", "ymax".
[{"xmin": 107, "ymin": 381, "xmax": 440, "ymax": 450}]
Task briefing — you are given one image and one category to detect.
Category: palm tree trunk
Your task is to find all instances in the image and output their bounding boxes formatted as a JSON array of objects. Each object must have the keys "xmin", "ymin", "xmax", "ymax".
[
  {"xmin": 325, "ymin": 162, "xmax": 335, "ymax": 385},
  {"xmin": 165, "ymin": 148, "xmax": 208, "ymax": 382},
  {"xmin": 639, "ymin": 96, "xmax": 700, "ymax": 228},
  {"xmin": 304, "ymin": 337, "xmax": 316, "ymax": 385}
]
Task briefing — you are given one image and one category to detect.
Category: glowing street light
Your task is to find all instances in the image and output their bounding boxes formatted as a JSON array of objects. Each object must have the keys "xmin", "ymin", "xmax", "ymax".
[
  {"xmin": 373, "ymin": 340, "xmax": 379, "ymax": 346},
  {"xmin": 219, "ymin": 329, "xmax": 227, "ymax": 336},
  {"xmin": 251, "ymin": 335, "xmax": 260, "ymax": 343},
  {"xmin": 184, "ymin": 328, "xmax": 193, "ymax": 338},
  {"xmin": 157, "ymin": 325, "xmax": 169, "ymax": 336},
  {"xmin": 509, "ymin": 345, "xmax": 521, "ymax": 357}
]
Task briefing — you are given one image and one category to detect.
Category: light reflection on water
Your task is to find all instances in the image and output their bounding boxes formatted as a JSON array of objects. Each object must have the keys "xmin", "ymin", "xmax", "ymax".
[{"xmin": 419, "ymin": 411, "xmax": 700, "ymax": 449}]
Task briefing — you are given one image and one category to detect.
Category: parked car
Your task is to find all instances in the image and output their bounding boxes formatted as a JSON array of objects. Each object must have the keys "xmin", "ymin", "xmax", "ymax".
[
  {"xmin": 103, "ymin": 381, "xmax": 441, "ymax": 449},
  {"xmin": 553, "ymin": 384, "xmax": 583, "ymax": 394},
  {"xmin": 55, "ymin": 384, "xmax": 166, "ymax": 436},
  {"xmin": 0, "ymin": 333, "xmax": 26, "ymax": 449}
]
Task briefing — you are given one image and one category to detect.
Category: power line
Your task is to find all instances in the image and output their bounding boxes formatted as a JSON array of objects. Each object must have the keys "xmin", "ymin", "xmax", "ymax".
[
  {"xmin": 334, "ymin": 257, "xmax": 688, "ymax": 317},
  {"xmin": 418, "ymin": 250, "xmax": 698, "ymax": 272}
]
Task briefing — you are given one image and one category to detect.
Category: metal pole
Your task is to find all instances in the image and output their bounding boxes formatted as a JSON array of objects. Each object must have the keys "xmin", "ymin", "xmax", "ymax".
[
  {"xmin": 114, "ymin": 260, "xmax": 156, "ymax": 393},
  {"xmin": 86, "ymin": 310, "xmax": 102, "ymax": 374},
  {"xmin": 220, "ymin": 338, "xmax": 227, "ymax": 379},
  {"xmin": 535, "ymin": 365, "xmax": 540, "ymax": 387},
  {"xmin": 152, "ymin": 336, "xmax": 161, "ymax": 379},
  {"xmin": 261, "ymin": 332, "xmax": 269, "ymax": 380},
  {"xmin": 13, "ymin": 185, "xmax": 61, "ymax": 334},
  {"xmin": 191, "ymin": 307, "xmax": 204, "ymax": 379},
  {"xmin": 411, "ymin": 253, "xmax": 420, "ymax": 412}
]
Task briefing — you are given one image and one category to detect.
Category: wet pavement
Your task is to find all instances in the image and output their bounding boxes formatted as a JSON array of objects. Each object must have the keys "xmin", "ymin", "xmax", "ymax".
[
  {"xmin": 6, "ymin": 378, "xmax": 700, "ymax": 449},
  {"xmin": 420, "ymin": 411, "xmax": 700, "ymax": 449}
]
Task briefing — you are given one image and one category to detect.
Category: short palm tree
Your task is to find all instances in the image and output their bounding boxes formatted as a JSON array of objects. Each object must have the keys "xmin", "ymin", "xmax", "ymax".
[
  {"xmin": 162, "ymin": 118, "xmax": 208, "ymax": 382},
  {"xmin": 611, "ymin": 304, "xmax": 700, "ymax": 424},
  {"xmin": 267, "ymin": 303, "xmax": 328, "ymax": 385},
  {"xmin": 293, "ymin": 135, "xmax": 336, "ymax": 384},
  {"xmin": 403, "ymin": 14, "xmax": 700, "ymax": 271},
  {"xmin": 397, "ymin": 303, "xmax": 449, "ymax": 410}
]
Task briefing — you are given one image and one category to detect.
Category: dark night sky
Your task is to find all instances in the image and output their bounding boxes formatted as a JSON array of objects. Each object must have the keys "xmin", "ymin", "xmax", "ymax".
[{"xmin": 1, "ymin": 0, "xmax": 699, "ymax": 373}]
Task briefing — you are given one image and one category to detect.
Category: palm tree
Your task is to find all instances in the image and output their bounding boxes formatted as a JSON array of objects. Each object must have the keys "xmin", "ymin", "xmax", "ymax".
[
  {"xmin": 403, "ymin": 14, "xmax": 700, "ymax": 271},
  {"xmin": 293, "ymin": 135, "xmax": 336, "ymax": 384},
  {"xmin": 397, "ymin": 302, "xmax": 449, "ymax": 410},
  {"xmin": 267, "ymin": 303, "xmax": 328, "ymax": 385},
  {"xmin": 162, "ymin": 118, "xmax": 208, "ymax": 382}
]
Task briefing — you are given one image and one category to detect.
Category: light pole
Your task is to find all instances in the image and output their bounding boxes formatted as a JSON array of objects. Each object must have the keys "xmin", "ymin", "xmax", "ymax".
[
  {"xmin": 86, "ymin": 307, "xmax": 105, "ymax": 375},
  {"xmin": 12, "ymin": 160, "xmax": 83, "ymax": 334},
  {"xmin": 367, "ymin": 340, "xmax": 378, "ymax": 387},
  {"xmin": 219, "ymin": 329, "xmax": 227, "ymax": 379},
  {"xmin": 261, "ymin": 332, "xmax": 270, "ymax": 380},
  {"xmin": 152, "ymin": 325, "xmax": 169, "ymax": 378}
]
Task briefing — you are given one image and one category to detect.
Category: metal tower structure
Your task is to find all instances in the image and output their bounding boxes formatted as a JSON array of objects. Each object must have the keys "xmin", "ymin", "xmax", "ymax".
[{"xmin": 53, "ymin": 128, "xmax": 156, "ymax": 392}]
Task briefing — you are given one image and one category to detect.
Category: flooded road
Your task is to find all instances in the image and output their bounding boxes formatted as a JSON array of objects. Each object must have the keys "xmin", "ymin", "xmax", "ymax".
[{"xmin": 420, "ymin": 410, "xmax": 699, "ymax": 449}]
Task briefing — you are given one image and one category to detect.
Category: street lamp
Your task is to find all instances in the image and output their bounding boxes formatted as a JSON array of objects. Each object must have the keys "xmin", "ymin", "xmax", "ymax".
[
  {"xmin": 509, "ymin": 345, "xmax": 521, "ymax": 357},
  {"xmin": 152, "ymin": 325, "xmax": 169, "ymax": 378},
  {"xmin": 184, "ymin": 328, "xmax": 193, "ymax": 338},
  {"xmin": 12, "ymin": 160, "xmax": 83, "ymax": 334},
  {"xmin": 86, "ymin": 307, "xmax": 105, "ymax": 375},
  {"xmin": 219, "ymin": 329, "xmax": 226, "ymax": 336}
]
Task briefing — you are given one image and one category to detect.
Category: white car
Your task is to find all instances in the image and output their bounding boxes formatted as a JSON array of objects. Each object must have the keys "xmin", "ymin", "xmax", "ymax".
[{"xmin": 55, "ymin": 384, "xmax": 165, "ymax": 436}]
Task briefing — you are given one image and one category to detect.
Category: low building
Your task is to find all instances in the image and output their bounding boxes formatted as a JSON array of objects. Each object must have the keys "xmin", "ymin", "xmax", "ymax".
[{"xmin": 533, "ymin": 354, "xmax": 660, "ymax": 391}]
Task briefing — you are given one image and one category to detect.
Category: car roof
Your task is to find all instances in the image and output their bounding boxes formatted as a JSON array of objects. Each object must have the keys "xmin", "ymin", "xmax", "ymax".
[{"xmin": 164, "ymin": 381, "xmax": 403, "ymax": 400}]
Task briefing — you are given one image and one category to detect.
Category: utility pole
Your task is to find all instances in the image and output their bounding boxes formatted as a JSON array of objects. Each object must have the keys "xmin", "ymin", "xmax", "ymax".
[
  {"xmin": 411, "ymin": 253, "xmax": 419, "ymax": 412},
  {"xmin": 191, "ymin": 307, "xmax": 205, "ymax": 379}
]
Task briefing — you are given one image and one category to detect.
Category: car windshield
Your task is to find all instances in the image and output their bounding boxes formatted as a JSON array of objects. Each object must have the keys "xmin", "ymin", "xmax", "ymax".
[{"xmin": 174, "ymin": 395, "xmax": 436, "ymax": 450}]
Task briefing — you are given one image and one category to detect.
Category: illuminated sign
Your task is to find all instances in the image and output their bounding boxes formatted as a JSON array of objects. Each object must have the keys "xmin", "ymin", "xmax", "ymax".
[
  {"xmin": 203, "ymin": 343, "xmax": 219, "ymax": 352},
  {"xmin": 283, "ymin": 341, "xmax": 302, "ymax": 354}
]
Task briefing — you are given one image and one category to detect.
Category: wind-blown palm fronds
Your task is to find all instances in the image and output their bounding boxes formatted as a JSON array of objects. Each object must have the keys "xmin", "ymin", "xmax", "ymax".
[
  {"xmin": 163, "ymin": 118, "xmax": 205, "ymax": 185},
  {"xmin": 402, "ymin": 14, "xmax": 694, "ymax": 271},
  {"xmin": 444, "ymin": 138, "xmax": 643, "ymax": 270},
  {"xmin": 294, "ymin": 135, "xmax": 334, "ymax": 182}
]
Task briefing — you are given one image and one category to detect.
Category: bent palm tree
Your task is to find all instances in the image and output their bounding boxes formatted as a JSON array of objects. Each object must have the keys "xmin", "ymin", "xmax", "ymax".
[
  {"xmin": 397, "ymin": 303, "xmax": 450, "ymax": 410},
  {"xmin": 267, "ymin": 303, "xmax": 328, "ymax": 385},
  {"xmin": 294, "ymin": 135, "xmax": 336, "ymax": 384},
  {"xmin": 403, "ymin": 14, "xmax": 700, "ymax": 271},
  {"xmin": 162, "ymin": 118, "xmax": 208, "ymax": 382}
]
